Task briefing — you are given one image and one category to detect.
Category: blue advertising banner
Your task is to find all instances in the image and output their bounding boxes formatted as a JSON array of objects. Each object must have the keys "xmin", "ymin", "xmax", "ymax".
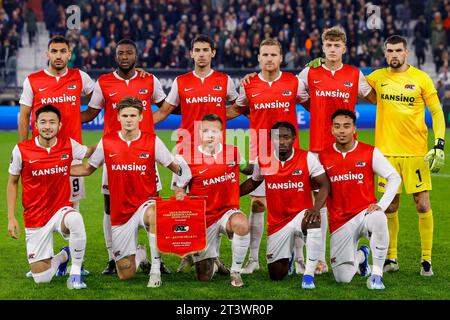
[{"xmin": 0, "ymin": 104, "xmax": 433, "ymax": 130}]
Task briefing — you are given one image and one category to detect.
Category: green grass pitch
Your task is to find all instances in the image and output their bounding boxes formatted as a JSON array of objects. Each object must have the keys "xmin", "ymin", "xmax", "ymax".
[{"xmin": 0, "ymin": 129, "xmax": 449, "ymax": 300}]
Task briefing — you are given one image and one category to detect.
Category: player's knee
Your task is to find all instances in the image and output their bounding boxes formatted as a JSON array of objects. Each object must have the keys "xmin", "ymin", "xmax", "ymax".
[
  {"xmin": 415, "ymin": 201, "xmax": 430, "ymax": 213},
  {"xmin": 251, "ymin": 199, "xmax": 266, "ymax": 213},
  {"xmin": 333, "ymin": 271, "xmax": 353, "ymax": 283},
  {"xmin": 195, "ymin": 258, "xmax": 215, "ymax": 281},
  {"xmin": 386, "ymin": 202, "xmax": 399, "ymax": 213},
  {"xmin": 368, "ymin": 211, "xmax": 388, "ymax": 233},
  {"xmin": 64, "ymin": 211, "xmax": 86, "ymax": 237},
  {"xmin": 268, "ymin": 260, "xmax": 289, "ymax": 281},
  {"xmin": 116, "ymin": 258, "xmax": 135, "ymax": 280},
  {"xmin": 333, "ymin": 264, "xmax": 355, "ymax": 283},
  {"xmin": 32, "ymin": 268, "xmax": 53, "ymax": 284},
  {"xmin": 231, "ymin": 214, "xmax": 249, "ymax": 236},
  {"xmin": 301, "ymin": 218, "xmax": 320, "ymax": 233}
]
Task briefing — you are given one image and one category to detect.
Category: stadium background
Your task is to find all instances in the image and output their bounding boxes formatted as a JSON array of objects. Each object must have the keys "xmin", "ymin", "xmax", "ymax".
[{"xmin": 0, "ymin": 0, "xmax": 449, "ymax": 300}]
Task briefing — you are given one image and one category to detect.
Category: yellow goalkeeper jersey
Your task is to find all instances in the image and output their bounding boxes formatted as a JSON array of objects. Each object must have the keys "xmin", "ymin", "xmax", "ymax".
[{"xmin": 366, "ymin": 65, "xmax": 440, "ymax": 156}]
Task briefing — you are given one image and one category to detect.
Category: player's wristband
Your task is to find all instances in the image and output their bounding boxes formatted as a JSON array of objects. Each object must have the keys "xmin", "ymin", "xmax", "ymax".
[{"xmin": 435, "ymin": 138, "xmax": 445, "ymax": 150}]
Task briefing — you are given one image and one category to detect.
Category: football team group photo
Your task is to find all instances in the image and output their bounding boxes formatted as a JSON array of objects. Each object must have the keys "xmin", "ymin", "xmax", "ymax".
[{"xmin": 1, "ymin": 0, "xmax": 449, "ymax": 300}]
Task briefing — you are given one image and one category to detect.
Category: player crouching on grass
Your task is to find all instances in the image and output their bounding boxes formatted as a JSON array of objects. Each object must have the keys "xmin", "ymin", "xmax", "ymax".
[
  {"xmin": 318, "ymin": 109, "xmax": 401, "ymax": 289},
  {"xmin": 172, "ymin": 114, "xmax": 250, "ymax": 287},
  {"xmin": 7, "ymin": 105, "xmax": 96, "ymax": 289},
  {"xmin": 70, "ymin": 97, "xmax": 190, "ymax": 287},
  {"xmin": 240, "ymin": 121, "xmax": 330, "ymax": 289}
]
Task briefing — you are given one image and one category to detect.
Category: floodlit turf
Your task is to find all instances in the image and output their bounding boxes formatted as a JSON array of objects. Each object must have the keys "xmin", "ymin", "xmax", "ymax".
[{"xmin": 1, "ymin": 129, "xmax": 449, "ymax": 300}]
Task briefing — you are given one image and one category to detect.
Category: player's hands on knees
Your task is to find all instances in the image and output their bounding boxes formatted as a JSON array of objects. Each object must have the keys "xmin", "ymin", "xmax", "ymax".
[
  {"xmin": 424, "ymin": 138, "xmax": 445, "ymax": 173},
  {"xmin": 240, "ymin": 72, "xmax": 257, "ymax": 87},
  {"xmin": 136, "ymin": 67, "xmax": 151, "ymax": 78},
  {"xmin": 8, "ymin": 218, "xmax": 20, "ymax": 239},
  {"xmin": 367, "ymin": 204, "xmax": 382, "ymax": 213},
  {"xmin": 305, "ymin": 57, "xmax": 324, "ymax": 69},
  {"xmin": 304, "ymin": 208, "xmax": 321, "ymax": 224}
]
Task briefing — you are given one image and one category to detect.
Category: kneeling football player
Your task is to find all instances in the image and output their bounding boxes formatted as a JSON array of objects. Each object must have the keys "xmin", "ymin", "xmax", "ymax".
[
  {"xmin": 240, "ymin": 121, "xmax": 330, "ymax": 289},
  {"xmin": 173, "ymin": 114, "xmax": 251, "ymax": 287},
  {"xmin": 71, "ymin": 97, "xmax": 190, "ymax": 287},
  {"xmin": 319, "ymin": 109, "xmax": 401, "ymax": 289},
  {"xmin": 7, "ymin": 105, "xmax": 95, "ymax": 289}
]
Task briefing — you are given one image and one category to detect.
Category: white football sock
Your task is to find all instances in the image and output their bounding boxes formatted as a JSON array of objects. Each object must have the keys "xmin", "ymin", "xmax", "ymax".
[
  {"xmin": 32, "ymin": 249, "xmax": 69, "ymax": 283},
  {"xmin": 231, "ymin": 233, "xmax": 250, "ymax": 272},
  {"xmin": 356, "ymin": 250, "xmax": 365, "ymax": 265},
  {"xmin": 304, "ymin": 228, "xmax": 322, "ymax": 276},
  {"xmin": 319, "ymin": 207, "xmax": 328, "ymax": 262},
  {"xmin": 367, "ymin": 211, "xmax": 389, "ymax": 276},
  {"xmin": 103, "ymin": 212, "xmax": 114, "ymax": 260},
  {"xmin": 294, "ymin": 237, "xmax": 304, "ymax": 261},
  {"xmin": 149, "ymin": 233, "xmax": 161, "ymax": 273},
  {"xmin": 32, "ymin": 268, "xmax": 55, "ymax": 284},
  {"xmin": 249, "ymin": 211, "xmax": 264, "ymax": 261},
  {"xmin": 64, "ymin": 211, "xmax": 87, "ymax": 275},
  {"xmin": 135, "ymin": 247, "xmax": 147, "ymax": 272}
]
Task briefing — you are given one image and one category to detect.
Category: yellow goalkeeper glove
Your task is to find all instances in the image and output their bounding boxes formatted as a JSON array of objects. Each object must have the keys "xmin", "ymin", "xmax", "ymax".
[
  {"xmin": 424, "ymin": 138, "xmax": 445, "ymax": 173},
  {"xmin": 305, "ymin": 57, "xmax": 324, "ymax": 69}
]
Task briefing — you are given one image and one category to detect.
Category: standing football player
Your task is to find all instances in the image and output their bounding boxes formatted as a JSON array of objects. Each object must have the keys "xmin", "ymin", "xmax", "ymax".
[{"xmin": 366, "ymin": 35, "xmax": 446, "ymax": 275}]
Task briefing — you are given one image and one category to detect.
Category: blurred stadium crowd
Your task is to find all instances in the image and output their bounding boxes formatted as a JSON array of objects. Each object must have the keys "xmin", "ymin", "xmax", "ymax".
[{"xmin": 0, "ymin": 0, "xmax": 449, "ymax": 104}]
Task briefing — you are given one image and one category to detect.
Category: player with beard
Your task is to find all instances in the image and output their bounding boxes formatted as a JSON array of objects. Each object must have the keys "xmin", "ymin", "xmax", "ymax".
[
  {"xmin": 366, "ymin": 35, "xmax": 446, "ymax": 276},
  {"xmin": 83, "ymin": 39, "xmax": 170, "ymax": 275}
]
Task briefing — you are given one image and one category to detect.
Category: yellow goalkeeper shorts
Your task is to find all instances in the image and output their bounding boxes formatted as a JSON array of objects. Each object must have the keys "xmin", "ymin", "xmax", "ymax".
[{"xmin": 378, "ymin": 156, "xmax": 432, "ymax": 194}]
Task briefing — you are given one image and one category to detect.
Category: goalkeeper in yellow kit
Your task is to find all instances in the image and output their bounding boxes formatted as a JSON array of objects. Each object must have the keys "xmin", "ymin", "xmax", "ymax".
[{"xmin": 366, "ymin": 35, "xmax": 445, "ymax": 276}]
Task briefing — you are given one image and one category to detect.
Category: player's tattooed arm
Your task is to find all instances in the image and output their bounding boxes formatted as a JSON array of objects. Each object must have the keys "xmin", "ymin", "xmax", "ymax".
[
  {"xmin": 7, "ymin": 174, "xmax": 20, "ymax": 239},
  {"xmin": 239, "ymin": 177, "xmax": 263, "ymax": 196},
  {"xmin": 153, "ymin": 101, "xmax": 178, "ymax": 124},
  {"xmin": 18, "ymin": 104, "xmax": 32, "ymax": 142},
  {"xmin": 81, "ymin": 106, "xmax": 102, "ymax": 123}
]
